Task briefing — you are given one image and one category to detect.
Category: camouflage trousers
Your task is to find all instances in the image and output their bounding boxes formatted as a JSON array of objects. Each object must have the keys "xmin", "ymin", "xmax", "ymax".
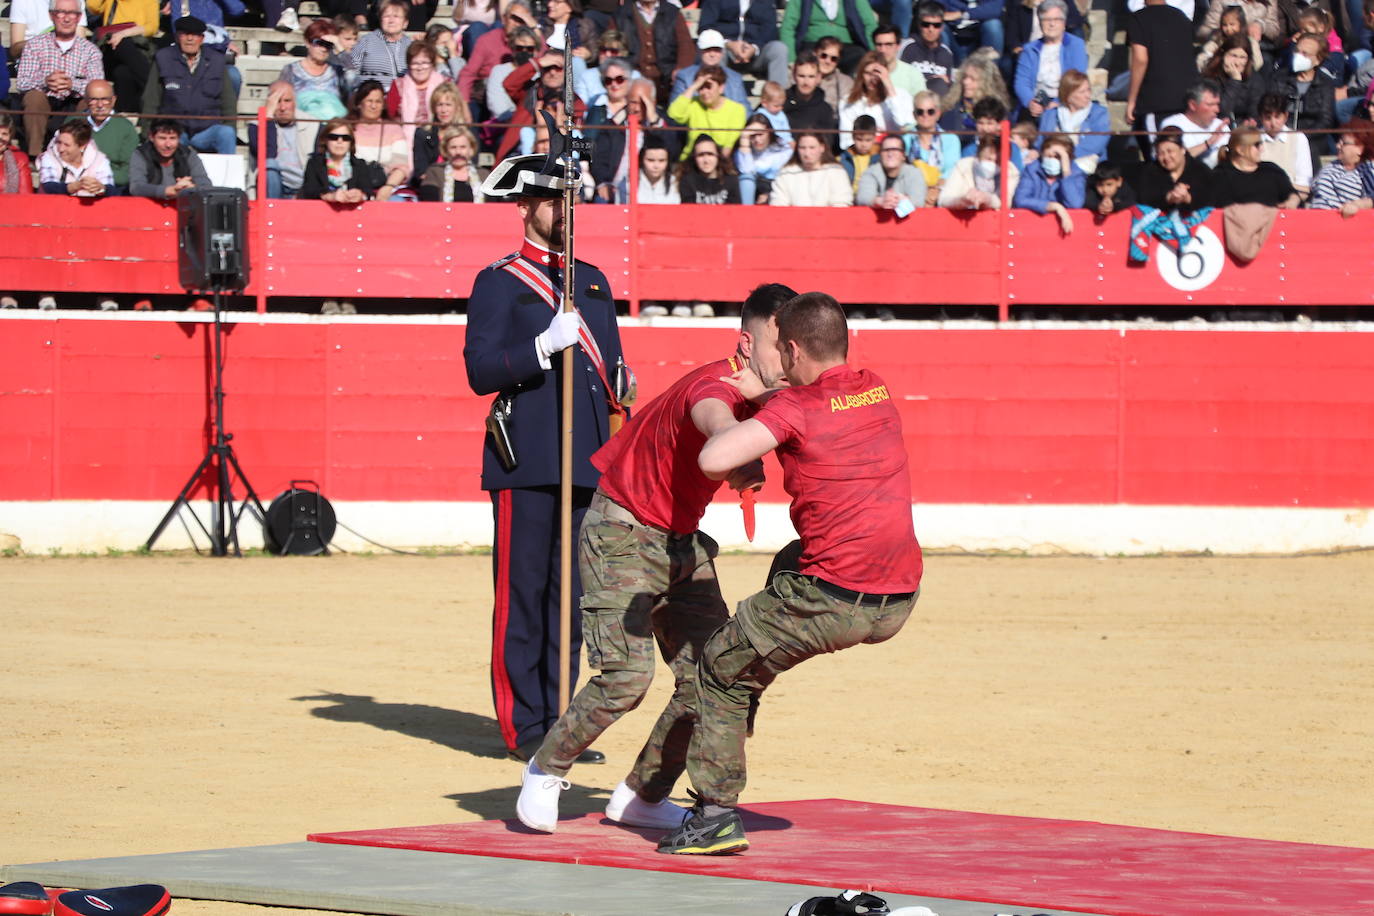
[
  {"xmin": 533, "ymin": 489, "xmax": 729, "ymax": 801},
  {"xmin": 685, "ymin": 570, "xmax": 919, "ymax": 807}
]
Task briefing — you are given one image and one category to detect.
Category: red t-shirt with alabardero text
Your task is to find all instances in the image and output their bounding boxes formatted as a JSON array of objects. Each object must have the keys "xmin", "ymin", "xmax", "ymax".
[
  {"xmin": 593, "ymin": 356, "xmax": 750, "ymax": 535},
  {"xmin": 752, "ymin": 364, "xmax": 922, "ymax": 594}
]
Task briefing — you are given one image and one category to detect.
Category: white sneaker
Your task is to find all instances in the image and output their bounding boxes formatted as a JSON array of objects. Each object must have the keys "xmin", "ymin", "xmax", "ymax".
[
  {"xmin": 640, "ymin": 304, "xmax": 668, "ymax": 317},
  {"xmin": 1, "ymin": 296, "xmax": 18, "ymax": 309},
  {"xmin": 670, "ymin": 303, "xmax": 692, "ymax": 318},
  {"xmin": 98, "ymin": 298, "xmax": 119, "ymax": 311},
  {"xmin": 691, "ymin": 302, "xmax": 715, "ymax": 318},
  {"xmin": 515, "ymin": 761, "xmax": 568, "ymax": 833},
  {"xmin": 604, "ymin": 781, "xmax": 689, "ymax": 830},
  {"xmin": 275, "ymin": 7, "xmax": 300, "ymax": 31},
  {"xmin": 38, "ymin": 295, "xmax": 56, "ymax": 310}
]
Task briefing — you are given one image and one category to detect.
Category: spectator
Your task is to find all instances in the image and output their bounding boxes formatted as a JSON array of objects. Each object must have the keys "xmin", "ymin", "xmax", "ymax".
[
  {"xmin": 736, "ymin": 113, "xmax": 793, "ymax": 203},
  {"xmin": 613, "ymin": 0, "xmax": 696, "ymax": 105},
  {"xmin": 496, "ymin": 48, "xmax": 587, "ymax": 160},
  {"xmin": 330, "ymin": 17, "xmax": 362, "ymax": 66},
  {"xmin": 770, "ymin": 131, "xmax": 855, "ymax": 205},
  {"xmin": 248, "ymin": 81, "xmax": 315, "ymax": 198},
  {"xmin": 187, "ymin": 0, "xmax": 247, "ymax": 86},
  {"xmin": 69, "ymin": 79, "xmax": 136, "ymax": 193},
  {"xmin": 419, "ymin": 127, "xmax": 487, "ymax": 201},
  {"xmin": 487, "ymin": 27, "xmax": 540, "ymax": 120},
  {"xmin": 1134, "ymin": 125, "xmax": 1215, "ymax": 212},
  {"xmin": 0, "ymin": 115, "xmax": 35, "ymax": 195},
  {"xmin": 7, "ymin": 0, "xmax": 62, "ymax": 59},
  {"xmin": 1037, "ymin": 70, "xmax": 1108, "ymax": 174},
  {"xmin": 413, "ymin": 82, "xmax": 472, "ymax": 181},
  {"xmin": 592, "ymin": 76, "xmax": 684, "ymax": 201},
  {"xmin": 1013, "ymin": 0, "xmax": 1088, "ymax": 119},
  {"xmin": 387, "ymin": 42, "xmax": 453, "ymax": 149},
  {"xmin": 902, "ymin": 2, "xmax": 957, "ymax": 98},
  {"xmin": 349, "ymin": 0, "xmax": 414, "ymax": 91},
  {"xmin": 1012, "ymin": 131, "xmax": 1083, "ymax": 233},
  {"xmin": 1006, "ymin": 0, "xmax": 1084, "ymax": 73},
  {"xmin": 672, "ymin": 30, "xmax": 751, "ymax": 107},
  {"xmin": 300, "ymin": 118, "xmax": 393, "ymax": 202},
  {"xmin": 1198, "ymin": 0, "xmax": 1282, "ymax": 43},
  {"xmin": 677, "ymin": 134, "xmax": 742, "ymax": 203},
  {"xmin": 1010, "ymin": 119, "xmax": 1039, "ymax": 163},
  {"xmin": 456, "ymin": 0, "xmax": 500, "ymax": 56},
  {"xmin": 279, "ymin": 19, "xmax": 349, "ymax": 114},
  {"xmin": 426, "ymin": 24, "xmax": 468, "ymax": 84},
  {"xmin": 1160, "ymin": 80, "xmax": 1231, "ymax": 168},
  {"xmin": 784, "ymin": 52, "xmax": 840, "ymax": 143},
  {"xmin": 940, "ymin": 0, "xmax": 1005, "ymax": 63},
  {"xmin": 1084, "ymin": 161, "xmax": 1137, "ymax": 216},
  {"xmin": 754, "ymin": 82, "xmax": 795, "ymax": 147},
  {"xmin": 873, "ymin": 24, "xmax": 926, "ymax": 97},
  {"xmin": 839, "ymin": 51, "xmax": 915, "ymax": 147},
  {"xmin": 38, "ymin": 120, "xmax": 114, "ymax": 196},
  {"xmin": 1195, "ymin": 6, "xmax": 1263, "ymax": 74},
  {"xmin": 637, "ymin": 137, "xmax": 681, "ymax": 202},
  {"xmin": 1201, "ymin": 34, "xmax": 1265, "ymax": 124},
  {"xmin": 940, "ymin": 133, "xmax": 1020, "ymax": 208},
  {"xmin": 541, "ymin": 0, "xmax": 600, "ymax": 62},
  {"xmin": 667, "ymin": 64, "xmax": 749, "ymax": 158},
  {"xmin": 577, "ymin": 29, "xmax": 639, "ymax": 103},
  {"xmin": 696, "ymin": 0, "xmax": 791, "ymax": 89},
  {"xmin": 128, "ymin": 118, "xmax": 212, "ymax": 200},
  {"xmin": 88, "ymin": 0, "xmax": 156, "ymax": 112},
  {"xmin": 780, "ymin": 0, "xmax": 876, "ymax": 72},
  {"xmin": 1277, "ymin": 0, "xmax": 1355, "ymax": 46},
  {"xmin": 1293, "ymin": 8, "xmax": 1347, "ymax": 82},
  {"xmin": 841, "ymin": 113, "xmax": 879, "ymax": 189},
  {"xmin": 963, "ymin": 96, "xmax": 1023, "ymax": 168},
  {"xmin": 16, "ymin": 0, "xmax": 103, "ymax": 159},
  {"xmin": 814, "ymin": 36, "xmax": 856, "ymax": 116},
  {"xmin": 0, "ymin": 41, "xmax": 7, "ymax": 102},
  {"xmin": 142, "ymin": 17, "xmax": 237, "ymax": 156},
  {"xmin": 1211, "ymin": 125, "xmax": 1301, "ymax": 205},
  {"xmin": 1264, "ymin": 32, "xmax": 1338, "ymax": 142},
  {"xmin": 857, "ymin": 131, "xmax": 927, "ymax": 210},
  {"xmin": 349, "ymin": 79, "xmax": 411, "ymax": 187},
  {"xmin": 911, "ymin": 88, "xmax": 963, "ymax": 192},
  {"xmin": 1126, "ymin": 0, "xmax": 1199, "ymax": 157},
  {"xmin": 940, "ymin": 52, "xmax": 1011, "ymax": 132},
  {"xmin": 1309, "ymin": 118, "xmax": 1374, "ymax": 214},
  {"xmin": 1256, "ymin": 91, "xmax": 1313, "ymax": 200},
  {"xmin": 460, "ymin": 2, "xmax": 538, "ymax": 109},
  {"xmin": 587, "ymin": 56, "xmax": 635, "ymax": 198}
]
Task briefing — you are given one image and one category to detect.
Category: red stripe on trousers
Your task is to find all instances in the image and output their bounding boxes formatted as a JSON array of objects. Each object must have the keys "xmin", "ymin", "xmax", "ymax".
[{"xmin": 491, "ymin": 489, "xmax": 518, "ymax": 750}]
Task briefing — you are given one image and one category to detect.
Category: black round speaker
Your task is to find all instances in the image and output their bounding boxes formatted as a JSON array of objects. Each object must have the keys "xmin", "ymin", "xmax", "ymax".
[{"xmin": 263, "ymin": 484, "xmax": 336, "ymax": 556}]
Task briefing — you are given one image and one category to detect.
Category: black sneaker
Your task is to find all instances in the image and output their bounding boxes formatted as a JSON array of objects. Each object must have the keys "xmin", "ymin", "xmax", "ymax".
[{"xmin": 656, "ymin": 803, "xmax": 748, "ymax": 855}]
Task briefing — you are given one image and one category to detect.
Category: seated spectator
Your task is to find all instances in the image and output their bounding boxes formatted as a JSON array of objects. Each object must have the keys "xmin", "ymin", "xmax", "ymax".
[
  {"xmin": 577, "ymin": 30, "xmax": 639, "ymax": 103},
  {"xmin": 7, "ymin": 0, "xmax": 59, "ymax": 59},
  {"xmin": 1011, "ymin": 119, "xmax": 1040, "ymax": 164},
  {"xmin": 387, "ymin": 42, "xmax": 453, "ymax": 149},
  {"xmin": 1309, "ymin": 118, "xmax": 1374, "ymax": 215},
  {"xmin": 736, "ymin": 113, "xmax": 793, "ymax": 204},
  {"xmin": 696, "ymin": 0, "xmax": 791, "ymax": 89},
  {"xmin": 16, "ymin": 0, "xmax": 104, "ymax": 159},
  {"xmin": 1195, "ymin": 6, "xmax": 1263, "ymax": 75},
  {"xmin": 770, "ymin": 131, "xmax": 855, "ymax": 206},
  {"xmin": 348, "ymin": 0, "xmax": 414, "ymax": 92},
  {"xmin": 902, "ymin": 2, "xmax": 957, "ymax": 98},
  {"xmin": 38, "ymin": 121, "xmax": 114, "ymax": 196},
  {"xmin": 542, "ymin": 0, "xmax": 600, "ymax": 63},
  {"xmin": 942, "ymin": 0, "xmax": 1006, "ymax": 64},
  {"xmin": 1013, "ymin": 0, "xmax": 1088, "ymax": 119},
  {"xmin": 1038, "ymin": 70, "xmax": 1109, "ymax": 173},
  {"xmin": 248, "ymin": 82, "xmax": 315, "ymax": 199},
  {"xmin": 128, "ymin": 118, "xmax": 212, "ymax": 200},
  {"xmin": 0, "ymin": 116, "xmax": 35, "ymax": 195},
  {"xmin": 586, "ymin": 56, "xmax": 634, "ymax": 196},
  {"xmin": 753, "ymin": 82, "xmax": 795, "ymax": 148},
  {"xmin": 88, "ymin": 0, "xmax": 157, "ymax": 111},
  {"xmin": 1288, "ymin": 9, "xmax": 1346, "ymax": 81},
  {"xmin": 1335, "ymin": 4, "xmax": 1374, "ymax": 124},
  {"xmin": 1006, "ymin": 0, "xmax": 1084, "ymax": 74},
  {"xmin": 457, "ymin": 0, "xmax": 500, "ymax": 57},
  {"xmin": 496, "ymin": 47, "xmax": 587, "ymax": 160},
  {"xmin": 188, "ymin": 0, "xmax": 247, "ymax": 96},
  {"xmin": 1084, "ymin": 161, "xmax": 1137, "ymax": 216},
  {"xmin": 279, "ymin": 19, "xmax": 349, "ymax": 115},
  {"xmin": 592, "ymin": 77, "xmax": 684, "ymax": 201},
  {"xmin": 962, "ymin": 96, "xmax": 1025, "ymax": 169},
  {"xmin": 672, "ymin": 30, "xmax": 750, "ymax": 107},
  {"xmin": 487, "ymin": 27, "xmax": 541, "ymax": 121},
  {"xmin": 1265, "ymin": 32, "xmax": 1338, "ymax": 142},
  {"xmin": 1159, "ymin": 80, "xmax": 1230, "ymax": 168},
  {"xmin": 73, "ymin": 80, "xmax": 137, "ymax": 194},
  {"xmin": 613, "ymin": 0, "xmax": 695, "ymax": 105},
  {"xmin": 462, "ymin": 2, "xmax": 538, "ymax": 114},
  {"xmin": 1201, "ymin": 34, "xmax": 1265, "ymax": 124},
  {"xmin": 1134, "ymin": 125, "xmax": 1215, "ymax": 213},
  {"xmin": 910, "ymin": 89, "xmax": 963, "ymax": 192},
  {"xmin": 857, "ymin": 132, "xmax": 928, "ymax": 211},
  {"xmin": 1198, "ymin": 0, "xmax": 1281, "ymax": 45},
  {"xmin": 419, "ymin": 127, "xmax": 486, "ymax": 201},
  {"xmin": 676, "ymin": 134, "xmax": 742, "ymax": 203},
  {"xmin": 1211, "ymin": 125, "xmax": 1301, "ymax": 206},
  {"xmin": 841, "ymin": 114, "xmax": 879, "ymax": 190},
  {"xmin": 779, "ymin": 0, "xmax": 877, "ymax": 74},
  {"xmin": 1256, "ymin": 91, "xmax": 1312, "ymax": 200},
  {"xmin": 329, "ymin": 17, "xmax": 362, "ymax": 71},
  {"xmin": 1012, "ymin": 131, "xmax": 1084, "ymax": 233},
  {"xmin": 940, "ymin": 134, "xmax": 1021, "ymax": 208},
  {"xmin": 300, "ymin": 118, "xmax": 394, "ymax": 203},
  {"xmin": 941, "ymin": 52, "xmax": 1011, "ymax": 132},
  {"xmin": 426, "ymin": 24, "xmax": 468, "ymax": 84},
  {"xmin": 142, "ymin": 17, "xmax": 237, "ymax": 156},
  {"xmin": 637, "ymin": 137, "xmax": 681, "ymax": 203},
  {"xmin": 667, "ymin": 65, "xmax": 749, "ymax": 158},
  {"xmin": 814, "ymin": 36, "xmax": 856, "ymax": 116},
  {"xmin": 873, "ymin": 24, "xmax": 926, "ymax": 97},
  {"xmin": 413, "ymin": 83, "xmax": 473, "ymax": 182},
  {"xmin": 840, "ymin": 51, "xmax": 916, "ymax": 147},
  {"xmin": 349, "ymin": 80, "xmax": 411, "ymax": 189},
  {"xmin": 784, "ymin": 53, "xmax": 840, "ymax": 145}
]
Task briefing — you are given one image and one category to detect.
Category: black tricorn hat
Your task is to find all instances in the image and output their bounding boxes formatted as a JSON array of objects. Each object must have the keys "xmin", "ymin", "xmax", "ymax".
[
  {"xmin": 54, "ymin": 887, "xmax": 170, "ymax": 916},
  {"xmin": 480, "ymin": 112, "xmax": 586, "ymax": 200}
]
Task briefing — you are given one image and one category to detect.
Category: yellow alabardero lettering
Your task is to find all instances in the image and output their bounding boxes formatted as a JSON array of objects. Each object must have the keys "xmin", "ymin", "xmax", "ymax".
[{"xmin": 830, "ymin": 385, "xmax": 890, "ymax": 412}]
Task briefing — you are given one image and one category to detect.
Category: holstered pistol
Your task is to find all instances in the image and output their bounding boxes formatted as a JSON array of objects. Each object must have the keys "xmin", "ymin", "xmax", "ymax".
[{"xmin": 486, "ymin": 394, "xmax": 517, "ymax": 472}]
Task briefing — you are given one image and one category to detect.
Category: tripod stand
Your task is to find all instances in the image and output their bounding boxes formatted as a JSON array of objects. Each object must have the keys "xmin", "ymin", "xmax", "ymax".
[{"xmin": 145, "ymin": 288, "xmax": 266, "ymax": 556}]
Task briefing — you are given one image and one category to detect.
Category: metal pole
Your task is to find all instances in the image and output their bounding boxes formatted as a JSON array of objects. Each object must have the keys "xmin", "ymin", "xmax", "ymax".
[{"xmin": 557, "ymin": 35, "xmax": 577, "ymax": 714}]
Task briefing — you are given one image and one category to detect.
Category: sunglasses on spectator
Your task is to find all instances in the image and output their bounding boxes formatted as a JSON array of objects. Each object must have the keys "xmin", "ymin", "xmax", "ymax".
[
  {"xmin": 817, "ymin": 52, "xmax": 839, "ymax": 61},
  {"xmin": 326, "ymin": 133, "xmax": 352, "ymax": 141},
  {"xmin": 513, "ymin": 43, "xmax": 536, "ymax": 52},
  {"xmin": 605, "ymin": 74, "xmax": 628, "ymax": 84},
  {"xmin": 915, "ymin": 107, "xmax": 937, "ymax": 114},
  {"xmin": 602, "ymin": 46, "xmax": 625, "ymax": 54},
  {"xmin": 542, "ymin": 63, "xmax": 565, "ymax": 72},
  {"xmin": 310, "ymin": 38, "xmax": 332, "ymax": 48},
  {"xmin": 919, "ymin": 20, "xmax": 943, "ymax": 27}
]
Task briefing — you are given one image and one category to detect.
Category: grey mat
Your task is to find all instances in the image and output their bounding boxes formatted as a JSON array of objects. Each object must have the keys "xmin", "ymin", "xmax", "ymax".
[{"xmin": 3, "ymin": 842, "xmax": 1109, "ymax": 916}]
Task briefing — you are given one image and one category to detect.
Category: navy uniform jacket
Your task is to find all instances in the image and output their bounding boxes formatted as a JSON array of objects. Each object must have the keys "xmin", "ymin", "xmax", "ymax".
[{"xmin": 463, "ymin": 245, "xmax": 624, "ymax": 492}]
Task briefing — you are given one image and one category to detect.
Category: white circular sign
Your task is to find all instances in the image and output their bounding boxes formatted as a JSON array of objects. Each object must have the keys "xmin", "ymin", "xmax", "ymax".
[{"xmin": 1155, "ymin": 226, "xmax": 1224, "ymax": 291}]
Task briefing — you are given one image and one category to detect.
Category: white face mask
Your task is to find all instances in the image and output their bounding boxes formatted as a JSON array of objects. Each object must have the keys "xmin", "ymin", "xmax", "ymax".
[
  {"xmin": 974, "ymin": 159, "xmax": 998, "ymax": 179},
  {"xmin": 1041, "ymin": 155, "xmax": 1063, "ymax": 177},
  {"xmin": 1291, "ymin": 52, "xmax": 1314, "ymax": 73}
]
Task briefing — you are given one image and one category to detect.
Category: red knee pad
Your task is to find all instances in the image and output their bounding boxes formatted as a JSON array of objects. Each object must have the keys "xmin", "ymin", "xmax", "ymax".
[{"xmin": 0, "ymin": 883, "xmax": 54, "ymax": 916}]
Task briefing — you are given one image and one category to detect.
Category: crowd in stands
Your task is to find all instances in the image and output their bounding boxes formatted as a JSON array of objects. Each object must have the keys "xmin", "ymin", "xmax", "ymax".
[{"xmin": 2, "ymin": 0, "xmax": 1373, "ymax": 221}]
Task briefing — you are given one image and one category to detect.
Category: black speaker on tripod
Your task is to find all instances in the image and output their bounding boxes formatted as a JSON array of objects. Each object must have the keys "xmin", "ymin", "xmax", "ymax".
[{"xmin": 177, "ymin": 187, "xmax": 250, "ymax": 291}]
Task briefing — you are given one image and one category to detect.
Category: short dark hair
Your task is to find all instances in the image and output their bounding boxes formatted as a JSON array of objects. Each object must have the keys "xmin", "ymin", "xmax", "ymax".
[
  {"xmin": 148, "ymin": 117, "xmax": 181, "ymax": 137},
  {"xmin": 59, "ymin": 120, "xmax": 92, "ymax": 146},
  {"xmin": 971, "ymin": 96, "xmax": 1006, "ymax": 121},
  {"xmin": 852, "ymin": 114, "xmax": 878, "ymax": 132},
  {"xmin": 1155, "ymin": 124, "xmax": 1186, "ymax": 150},
  {"xmin": 1041, "ymin": 131, "xmax": 1076, "ymax": 158},
  {"xmin": 1257, "ymin": 92, "xmax": 1290, "ymax": 118},
  {"xmin": 795, "ymin": 50, "xmax": 821, "ymax": 70},
  {"xmin": 742, "ymin": 283, "xmax": 798, "ymax": 327},
  {"xmin": 777, "ymin": 292, "xmax": 848, "ymax": 362},
  {"xmin": 872, "ymin": 23, "xmax": 900, "ymax": 43},
  {"xmin": 1092, "ymin": 161, "xmax": 1122, "ymax": 183},
  {"xmin": 816, "ymin": 35, "xmax": 843, "ymax": 51},
  {"xmin": 698, "ymin": 64, "xmax": 727, "ymax": 86}
]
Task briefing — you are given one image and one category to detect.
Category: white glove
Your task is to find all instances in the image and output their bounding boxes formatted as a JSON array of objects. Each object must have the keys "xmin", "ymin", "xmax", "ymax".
[{"xmin": 536, "ymin": 311, "xmax": 581, "ymax": 366}]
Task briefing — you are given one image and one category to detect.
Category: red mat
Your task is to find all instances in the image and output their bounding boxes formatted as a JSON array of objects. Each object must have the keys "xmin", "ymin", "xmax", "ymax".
[{"xmin": 309, "ymin": 799, "xmax": 1374, "ymax": 916}]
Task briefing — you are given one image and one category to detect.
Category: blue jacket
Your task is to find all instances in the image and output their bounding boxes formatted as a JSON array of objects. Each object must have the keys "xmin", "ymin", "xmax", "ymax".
[
  {"xmin": 942, "ymin": 0, "xmax": 1004, "ymax": 24},
  {"xmin": 0, "ymin": 43, "xmax": 8, "ymax": 99},
  {"xmin": 463, "ymin": 250, "xmax": 624, "ymax": 491},
  {"xmin": 697, "ymin": 0, "xmax": 782, "ymax": 48},
  {"xmin": 1012, "ymin": 159, "xmax": 1086, "ymax": 214},
  {"xmin": 1012, "ymin": 33, "xmax": 1088, "ymax": 108},
  {"xmin": 1036, "ymin": 102, "xmax": 1109, "ymax": 163},
  {"xmin": 671, "ymin": 62, "xmax": 750, "ymax": 108}
]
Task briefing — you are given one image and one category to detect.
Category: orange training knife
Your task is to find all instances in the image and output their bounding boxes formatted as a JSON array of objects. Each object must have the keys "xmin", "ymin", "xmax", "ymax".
[{"xmin": 741, "ymin": 488, "xmax": 756, "ymax": 543}]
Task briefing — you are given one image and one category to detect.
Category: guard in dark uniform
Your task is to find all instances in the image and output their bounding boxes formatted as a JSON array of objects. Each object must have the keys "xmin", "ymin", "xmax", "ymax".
[{"xmin": 463, "ymin": 153, "xmax": 624, "ymax": 764}]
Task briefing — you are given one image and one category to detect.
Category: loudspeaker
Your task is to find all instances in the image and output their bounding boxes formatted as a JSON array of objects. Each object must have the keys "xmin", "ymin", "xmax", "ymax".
[
  {"xmin": 263, "ymin": 481, "xmax": 336, "ymax": 556},
  {"xmin": 177, "ymin": 188, "xmax": 249, "ymax": 292}
]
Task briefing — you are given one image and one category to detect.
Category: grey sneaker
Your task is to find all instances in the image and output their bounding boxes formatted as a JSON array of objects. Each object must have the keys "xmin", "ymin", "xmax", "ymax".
[
  {"xmin": 656, "ymin": 800, "xmax": 747, "ymax": 855},
  {"xmin": 321, "ymin": 300, "xmax": 341, "ymax": 315}
]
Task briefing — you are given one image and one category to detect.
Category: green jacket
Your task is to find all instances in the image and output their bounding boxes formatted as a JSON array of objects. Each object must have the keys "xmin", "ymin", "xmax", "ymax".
[
  {"xmin": 780, "ymin": 0, "xmax": 877, "ymax": 61},
  {"xmin": 68, "ymin": 114, "xmax": 140, "ymax": 188}
]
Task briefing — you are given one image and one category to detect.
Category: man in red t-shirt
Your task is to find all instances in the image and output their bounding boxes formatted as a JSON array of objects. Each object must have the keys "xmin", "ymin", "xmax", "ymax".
[
  {"xmin": 515, "ymin": 283, "xmax": 797, "ymax": 835},
  {"xmin": 659, "ymin": 291, "xmax": 923, "ymax": 856}
]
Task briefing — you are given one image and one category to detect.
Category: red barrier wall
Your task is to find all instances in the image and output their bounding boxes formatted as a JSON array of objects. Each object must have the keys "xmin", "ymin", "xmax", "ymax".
[
  {"xmin": 3, "ymin": 317, "xmax": 1372, "ymax": 508},
  {"xmin": 3, "ymin": 198, "xmax": 1372, "ymax": 310}
]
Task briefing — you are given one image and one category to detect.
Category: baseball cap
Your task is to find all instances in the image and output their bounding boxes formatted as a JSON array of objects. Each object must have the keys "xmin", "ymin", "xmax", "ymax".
[
  {"xmin": 697, "ymin": 29, "xmax": 726, "ymax": 50},
  {"xmin": 174, "ymin": 15, "xmax": 207, "ymax": 33}
]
